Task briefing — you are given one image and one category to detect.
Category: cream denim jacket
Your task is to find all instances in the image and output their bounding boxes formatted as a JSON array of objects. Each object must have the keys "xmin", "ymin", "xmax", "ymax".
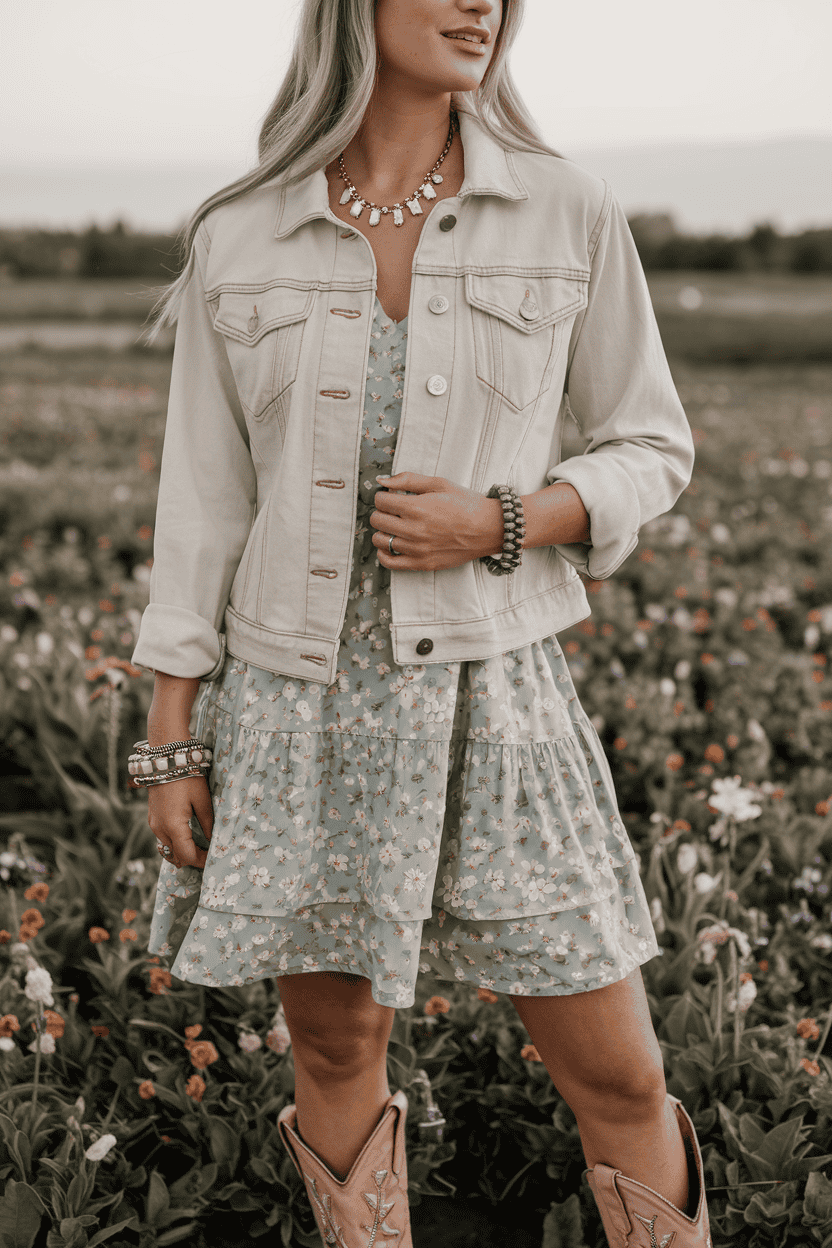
[{"xmin": 132, "ymin": 108, "xmax": 694, "ymax": 686}]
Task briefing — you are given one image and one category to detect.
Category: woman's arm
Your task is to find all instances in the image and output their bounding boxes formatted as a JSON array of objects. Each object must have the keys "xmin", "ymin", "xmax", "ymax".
[{"xmin": 145, "ymin": 671, "xmax": 213, "ymax": 871}]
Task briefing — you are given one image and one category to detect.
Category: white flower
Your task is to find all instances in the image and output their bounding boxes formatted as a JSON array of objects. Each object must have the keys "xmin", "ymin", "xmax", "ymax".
[
  {"xmin": 659, "ymin": 678, "xmax": 676, "ymax": 697},
  {"xmin": 85, "ymin": 1133, "xmax": 118, "ymax": 1161},
  {"xmin": 726, "ymin": 979, "xmax": 758, "ymax": 1014},
  {"xmin": 714, "ymin": 587, "xmax": 738, "ymax": 609},
  {"xmin": 0, "ymin": 852, "xmax": 15, "ymax": 867},
  {"xmin": 810, "ymin": 933, "xmax": 832, "ymax": 951},
  {"xmin": 710, "ymin": 523, "xmax": 730, "ymax": 543},
  {"xmin": 77, "ymin": 606, "xmax": 95, "ymax": 627},
  {"xmin": 125, "ymin": 859, "xmax": 145, "ymax": 875},
  {"xmin": 35, "ymin": 632, "xmax": 54, "ymax": 656},
  {"xmin": 694, "ymin": 872, "xmax": 719, "ymax": 894},
  {"xmin": 0, "ymin": 624, "xmax": 19, "ymax": 643},
  {"xmin": 747, "ymin": 719, "xmax": 766, "ymax": 743},
  {"xmin": 28, "ymin": 1032, "xmax": 56, "ymax": 1054},
  {"xmin": 677, "ymin": 844, "xmax": 698, "ymax": 875},
  {"xmin": 24, "ymin": 967, "xmax": 55, "ymax": 1006},
  {"xmin": 649, "ymin": 896, "xmax": 665, "ymax": 932},
  {"xmin": 0, "ymin": 1037, "xmax": 16, "ymax": 1052},
  {"xmin": 708, "ymin": 776, "xmax": 762, "ymax": 822},
  {"xmin": 674, "ymin": 659, "xmax": 691, "ymax": 680},
  {"xmin": 238, "ymin": 1032, "xmax": 263, "ymax": 1053}
]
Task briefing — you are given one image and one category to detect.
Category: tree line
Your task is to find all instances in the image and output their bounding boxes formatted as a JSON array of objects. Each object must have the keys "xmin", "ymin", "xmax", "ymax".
[{"xmin": 1, "ymin": 215, "xmax": 831, "ymax": 279}]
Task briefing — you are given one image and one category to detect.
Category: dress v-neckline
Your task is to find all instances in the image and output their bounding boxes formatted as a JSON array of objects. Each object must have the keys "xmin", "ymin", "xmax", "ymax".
[{"xmin": 374, "ymin": 294, "xmax": 408, "ymax": 329}]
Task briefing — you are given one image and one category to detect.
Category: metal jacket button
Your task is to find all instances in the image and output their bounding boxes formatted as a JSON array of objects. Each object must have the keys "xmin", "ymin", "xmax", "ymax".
[
  {"xmin": 416, "ymin": 638, "xmax": 433, "ymax": 656},
  {"xmin": 426, "ymin": 374, "xmax": 447, "ymax": 396},
  {"xmin": 439, "ymin": 215, "xmax": 457, "ymax": 231},
  {"xmin": 519, "ymin": 290, "xmax": 539, "ymax": 320},
  {"xmin": 429, "ymin": 295, "xmax": 449, "ymax": 314}
]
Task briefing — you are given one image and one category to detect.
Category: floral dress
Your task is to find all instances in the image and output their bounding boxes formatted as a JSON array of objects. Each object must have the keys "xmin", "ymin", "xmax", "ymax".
[{"xmin": 147, "ymin": 295, "xmax": 660, "ymax": 1009}]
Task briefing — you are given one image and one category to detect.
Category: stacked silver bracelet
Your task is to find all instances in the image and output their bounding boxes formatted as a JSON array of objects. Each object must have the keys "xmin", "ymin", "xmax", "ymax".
[
  {"xmin": 128, "ymin": 739, "xmax": 212, "ymax": 788},
  {"xmin": 479, "ymin": 484, "xmax": 526, "ymax": 576}
]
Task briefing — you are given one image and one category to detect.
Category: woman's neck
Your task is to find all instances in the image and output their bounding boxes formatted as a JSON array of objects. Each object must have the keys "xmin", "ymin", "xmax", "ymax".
[{"xmin": 338, "ymin": 97, "xmax": 458, "ymax": 203}]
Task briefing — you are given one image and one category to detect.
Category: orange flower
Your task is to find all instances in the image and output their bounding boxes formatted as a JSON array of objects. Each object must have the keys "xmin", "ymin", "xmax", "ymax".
[
  {"xmin": 639, "ymin": 549, "xmax": 654, "ymax": 562},
  {"xmin": 808, "ymin": 609, "xmax": 822, "ymax": 622},
  {"xmin": 424, "ymin": 996, "xmax": 451, "ymax": 1017},
  {"xmin": 91, "ymin": 1025, "xmax": 110, "ymax": 1038},
  {"xmin": 704, "ymin": 744, "xmax": 724, "ymax": 763},
  {"xmin": 91, "ymin": 628, "xmax": 104, "ymax": 641},
  {"xmin": 674, "ymin": 700, "xmax": 685, "ymax": 717},
  {"xmin": 137, "ymin": 524, "xmax": 153, "ymax": 541},
  {"xmin": 122, "ymin": 909, "xmax": 138, "ymax": 924},
  {"xmin": 674, "ymin": 586, "xmax": 688, "ymax": 599},
  {"xmin": 521, "ymin": 1044, "xmax": 542, "ymax": 1062},
  {"xmin": 20, "ymin": 908, "xmax": 45, "ymax": 930},
  {"xmin": 99, "ymin": 600, "xmax": 115, "ymax": 613},
  {"xmin": 636, "ymin": 620, "xmax": 653, "ymax": 632},
  {"xmin": 758, "ymin": 960, "xmax": 769, "ymax": 972},
  {"xmin": 85, "ymin": 656, "xmax": 143, "ymax": 681},
  {"xmin": 24, "ymin": 883, "xmax": 49, "ymax": 902},
  {"xmin": 43, "ymin": 1010, "xmax": 65, "ymax": 1038},
  {"xmin": 601, "ymin": 623, "xmax": 615, "ymax": 636},
  {"xmin": 186, "ymin": 1074, "xmax": 206, "ymax": 1102},
  {"xmin": 821, "ymin": 701, "xmax": 832, "ymax": 711},
  {"xmin": 148, "ymin": 967, "xmax": 172, "ymax": 995},
  {"xmin": 565, "ymin": 640, "xmax": 580, "ymax": 654},
  {"xmin": 625, "ymin": 696, "xmax": 637, "ymax": 709},
  {"xmin": 578, "ymin": 620, "xmax": 596, "ymax": 636},
  {"xmin": 666, "ymin": 753, "xmax": 684, "ymax": 772},
  {"xmin": 699, "ymin": 764, "xmax": 714, "ymax": 775},
  {"xmin": 614, "ymin": 737, "xmax": 627, "ymax": 751},
  {"xmin": 184, "ymin": 1024, "xmax": 203, "ymax": 1040},
  {"xmin": 742, "ymin": 618, "xmax": 757, "ymax": 631},
  {"xmin": 0, "ymin": 931, "xmax": 11, "ymax": 944},
  {"xmin": 796, "ymin": 1018, "xmax": 820, "ymax": 1040},
  {"xmin": 771, "ymin": 788, "xmax": 784, "ymax": 801},
  {"xmin": 0, "ymin": 1015, "xmax": 20, "ymax": 1038},
  {"xmin": 18, "ymin": 925, "xmax": 39, "ymax": 942},
  {"xmin": 89, "ymin": 927, "xmax": 110, "ymax": 943},
  {"xmin": 85, "ymin": 645, "xmax": 101, "ymax": 660},
  {"xmin": 477, "ymin": 987, "xmax": 498, "ymax": 1003},
  {"xmin": 816, "ymin": 801, "xmax": 830, "ymax": 816},
  {"xmin": 801, "ymin": 1058, "xmax": 820, "ymax": 1076},
  {"xmin": 119, "ymin": 929, "xmax": 137, "ymax": 943},
  {"xmin": 812, "ymin": 671, "xmax": 824, "ymax": 683},
  {"xmin": 672, "ymin": 819, "xmax": 692, "ymax": 833},
  {"xmin": 700, "ymin": 653, "xmax": 715, "ymax": 665},
  {"xmin": 726, "ymin": 734, "xmax": 739, "ymax": 749},
  {"xmin": 138, "ymin": 1080, "xmax": 156, "ymax": 1100},
  {"xmin": 187, "ymin": 1041, "xmax": 219, "ymax": 1071},
  {"xmin": 147, "ymin": 956, "xmax": 161, "ymax": 964},
  {"xmin": 705, "ymin": 699, "xmax": 715, "ymax": 712}
]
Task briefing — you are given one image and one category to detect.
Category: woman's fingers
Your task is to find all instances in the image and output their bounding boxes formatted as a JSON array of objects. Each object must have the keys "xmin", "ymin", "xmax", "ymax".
[{"xmin": 148, "ymin": 776, "xmax": 213, "ymax": 869}]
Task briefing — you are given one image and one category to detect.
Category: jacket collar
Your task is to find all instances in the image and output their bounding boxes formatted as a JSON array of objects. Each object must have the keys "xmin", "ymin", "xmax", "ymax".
[{"xmin": 273, "ymin": 108, "xmax": 528, "ymax": 239}]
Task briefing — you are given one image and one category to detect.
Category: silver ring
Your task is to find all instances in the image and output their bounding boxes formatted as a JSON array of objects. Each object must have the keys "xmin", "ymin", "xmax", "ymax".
[
  {"xmin": 158, "ymin": 844, "xmax": 173, "ymax": 858},
  {"xmin": 388, "ymin": 534, "xmax": 398, "ymax": 556}
]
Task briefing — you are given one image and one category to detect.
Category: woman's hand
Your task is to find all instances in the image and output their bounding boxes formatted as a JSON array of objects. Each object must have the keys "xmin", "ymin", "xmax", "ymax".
[
  {"xmin": 371, "ymin": 472, "xmax": 505, "ymax": 571},
  {"xmin": 147, "ymin": 775, "xmax": 213, "ymax": 870}
]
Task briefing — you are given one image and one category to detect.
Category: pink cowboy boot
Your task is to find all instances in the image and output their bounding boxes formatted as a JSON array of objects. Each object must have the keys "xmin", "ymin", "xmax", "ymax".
[
  {"xmin": 583, "ymin": 1093, "xmax": 712, "ymax": 1247},
  {"xmin": 277, "ymin": 1089, "xmax": 413, "ymax": 1248}
]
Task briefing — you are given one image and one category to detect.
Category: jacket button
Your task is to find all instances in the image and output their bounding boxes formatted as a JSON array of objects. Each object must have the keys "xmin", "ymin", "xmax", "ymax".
[
  {"xmin": 429, "ymin": 295, "xmax": 449, "ymax": 314},
  {"xmin": 519, "ymin": 293, "xmax": 539, "ymax": 320},
  {"xmin": 416, "ymin": 638, "xmax": 433, "ymax": 656},
  {"xmin": 426, "ymin": 374, "xmax": 447, "ymax": 396},
  {"xmin": 439, "ymin": 215, "xmax": 457, "ymax": 232}
]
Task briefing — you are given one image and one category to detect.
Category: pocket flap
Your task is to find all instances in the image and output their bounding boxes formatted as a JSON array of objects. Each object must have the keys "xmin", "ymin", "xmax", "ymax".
[
  {"xmin": 212, "ymin": 285, "xmax": 315, "ymax": 345},
  {"xmin": 465, "ymin": 273, "xmax": 588, "ymax": 334}
]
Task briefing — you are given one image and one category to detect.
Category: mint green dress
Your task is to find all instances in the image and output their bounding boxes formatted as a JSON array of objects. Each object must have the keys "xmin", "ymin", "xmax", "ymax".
[{"xmin": 147, "ymin": 296, "xmax": 659, "ymax": 1008}]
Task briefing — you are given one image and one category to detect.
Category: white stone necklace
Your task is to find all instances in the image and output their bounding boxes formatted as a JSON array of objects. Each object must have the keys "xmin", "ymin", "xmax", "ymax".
[{"xmin": 337, "ymin": 110, "xmax": 458, "ymax": 227}]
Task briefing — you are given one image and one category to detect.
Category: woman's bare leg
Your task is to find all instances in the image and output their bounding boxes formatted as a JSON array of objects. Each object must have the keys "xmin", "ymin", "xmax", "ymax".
[
  {"xmin": 277, "ymin": 970, "xmax": 396, "ymax": 1180},
  {"xmin": 510, "ymin": 967, "xmax": 690, "ymax": 1213}
]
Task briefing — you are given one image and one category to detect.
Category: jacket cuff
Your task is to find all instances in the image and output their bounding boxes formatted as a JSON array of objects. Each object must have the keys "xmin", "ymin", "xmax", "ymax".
[
  {"xmin": 131, "ymin": 604, "xmax": 227, "ymax": 680},
  {"xmin": 547, "ymin": 457, "xmax": 641, "ymax": 580}
]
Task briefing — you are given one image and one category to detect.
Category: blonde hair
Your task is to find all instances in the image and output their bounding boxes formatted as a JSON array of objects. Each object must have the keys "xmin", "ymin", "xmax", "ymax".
[{"xmin": 144, "ymin": 0, "xmax": 562, "ymax": 342}]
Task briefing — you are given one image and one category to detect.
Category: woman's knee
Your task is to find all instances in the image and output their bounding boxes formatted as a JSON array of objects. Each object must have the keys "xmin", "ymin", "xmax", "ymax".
[{"xmin": 277, "ymin": 970, "xmax": 394, "ymax": 1067}]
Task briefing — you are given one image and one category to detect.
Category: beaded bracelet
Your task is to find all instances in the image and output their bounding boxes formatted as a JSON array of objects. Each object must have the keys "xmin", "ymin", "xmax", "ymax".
[
  {"xmin": 128, "ymin": 739, "xmax": 212, "ymax": 782},
  {"xmin": 479, "ymin": 484, "xmax": 526, "ymax": 576}
]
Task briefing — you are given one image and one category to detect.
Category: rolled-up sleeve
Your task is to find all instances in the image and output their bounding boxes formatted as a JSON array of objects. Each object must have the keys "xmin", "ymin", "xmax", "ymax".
[
  {"xmin": 546, "ymin": 183, "xmax": 695, "ymax": 580},
  {"xmin": 131, "ymin": 221, "xmax": 257, "ymax": 679}
]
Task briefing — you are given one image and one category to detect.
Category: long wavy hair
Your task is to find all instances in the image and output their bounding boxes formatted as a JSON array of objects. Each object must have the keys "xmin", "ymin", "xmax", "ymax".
[{"xmin": 144, "ymin": 0, "xmax": 562, "ymax": 342}]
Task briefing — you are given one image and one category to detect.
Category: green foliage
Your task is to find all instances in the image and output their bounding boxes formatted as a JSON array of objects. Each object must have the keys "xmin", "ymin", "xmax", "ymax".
[{"xmin": 1, "ymin": 354, "xmax": 832, "ymax": 1246}]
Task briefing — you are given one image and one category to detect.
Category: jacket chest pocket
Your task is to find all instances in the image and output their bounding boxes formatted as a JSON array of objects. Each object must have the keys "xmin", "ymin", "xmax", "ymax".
[
  {"xmin": 211, "ymin": 285, "xmax": 315, "ymax": 420},
  {"xmin": 465, "ymin": 273, "xmax": 588, "ymax": 412}
]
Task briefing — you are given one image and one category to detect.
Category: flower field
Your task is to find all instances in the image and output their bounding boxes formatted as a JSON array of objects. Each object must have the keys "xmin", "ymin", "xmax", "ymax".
[{"xmin": 1, "ymin": 340, "xmax": 832, "ymax": 1247}]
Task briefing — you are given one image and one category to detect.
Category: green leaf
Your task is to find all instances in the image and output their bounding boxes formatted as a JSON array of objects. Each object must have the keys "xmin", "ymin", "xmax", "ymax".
[
  {"xmin": 109, "ymin": 1056, "xmax": 137, "ymax": 1088},
  {"xmin": 207, "ymin": 1117, "xmax": 240, "ymax": 1172},
  {"xmin": 0, "ymin": 1179, "xmax": 46, "ymax": 1248},
  {"xmin": 541, "ymin": 1192, "xmax": 587, "ymax": 1248},
  {"xmin": 86, "ymin": 1216, "xmax": 141, "ymax": 1247},
  {"xmin": 156, "ymin": 1221, "xmax": 199, "ymax": 1246},
  {"xmin": 146, "ymin": 1171, "xmax": 171, "ymax": 1227},
  {"xmin": 804, "ymin": 1168, "xmax": 832, "ymax": 1228}
]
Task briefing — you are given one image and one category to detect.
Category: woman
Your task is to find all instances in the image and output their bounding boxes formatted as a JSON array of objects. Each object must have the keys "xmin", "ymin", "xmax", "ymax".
[{"xmin": 130, "ymin": 1, "xmax": 710, "ymax": 1244}]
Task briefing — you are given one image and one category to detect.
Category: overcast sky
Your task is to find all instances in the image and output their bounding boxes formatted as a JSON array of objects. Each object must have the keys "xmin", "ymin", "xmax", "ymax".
[{"xmin": 5, "ymin": 0, "xmax": 831, "ymax": 166}]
